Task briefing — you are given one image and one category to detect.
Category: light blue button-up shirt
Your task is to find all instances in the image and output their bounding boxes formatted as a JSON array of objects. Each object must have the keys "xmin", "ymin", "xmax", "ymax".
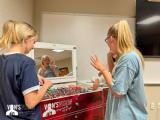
[{"xmin": 105, "ymin": 50, "xmax": 148, "ymax": 120}]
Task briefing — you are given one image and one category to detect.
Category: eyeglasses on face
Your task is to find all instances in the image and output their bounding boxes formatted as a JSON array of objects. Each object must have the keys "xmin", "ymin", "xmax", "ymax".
[
  {"xmin": 105, "ymin": 36, "xmax": 115, "ymax": 43},
  {"xmin": 43, "ymin": 59, "xmax": 50, "ymax": 62}
]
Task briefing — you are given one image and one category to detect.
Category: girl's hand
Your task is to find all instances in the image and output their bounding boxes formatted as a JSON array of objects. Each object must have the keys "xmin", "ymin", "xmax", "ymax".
[
  {"xmin": 107, "ymin": 51, "xmax": 114, "ymax": 58},
  {"xmin": 90, "ymin": 54, "xmax": 106, "ymax": 71},
  {"xmin": 51, "ymin": 60, "xmax": 55, "ymax": 66},
  {"xmin": 98, "ymin": 71, "xmax": 103, "ymax": 77},
  {"xmin": 37, "ymin": 75, "xmax": 46, "ymax": 85},
  {"xmin": 107, "ymin": 50, "xmax": 117, "ymax": 59},
  {"xmin": 93, "ymin": 78, "xmax": 100, "ymax": 90},
  {"xmin": 44, "ymin": 80, "xmax": 53, "ymax": 89},
  {"xmin": 40, "ymin": 66, "xmax": 46, "ymax": 74}
]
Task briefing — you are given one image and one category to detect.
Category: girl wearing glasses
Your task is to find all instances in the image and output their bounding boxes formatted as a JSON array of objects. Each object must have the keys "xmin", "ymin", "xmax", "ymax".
[
  {"xmin": 91, "ymin": 20, "xmax": 148, "ymax": 120},
  {"xmin": 0, "ymin": 20, "xmax": 53, "ymax": 120},
  {"xmin": 38, "ymin": 55, "xmax": 61, "ymax": 78}
]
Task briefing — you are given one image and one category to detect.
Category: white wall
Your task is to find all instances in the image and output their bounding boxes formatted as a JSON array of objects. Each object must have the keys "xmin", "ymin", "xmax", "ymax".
[
  {"xmin": 41, "ymin": 13, "xmax": 160, "ymax": 83},
  {"xmin": 0, "ymin": 0, "xmax": 33, "ymax": 55},
  {"xmin": 41, "ymin": 13, "xmax": 135, "ymax": 81},
  {"xmin": 144, "ymin": 58, "xmax": 160, "ymax": 84},
  {"xmin": 33, "ymin": 0, "xmax": 136, "ymax": 40}
]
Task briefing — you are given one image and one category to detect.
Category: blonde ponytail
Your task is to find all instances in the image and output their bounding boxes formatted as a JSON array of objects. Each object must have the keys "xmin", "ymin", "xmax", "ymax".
[
  {"xmin": 0, "ymin": 20, "xmax": 37, "ymax": 52},
  {"xmin": 108, "ymin": 20, "xmax": 145, "ymax": 69},
  {"xmin": 0, "ymin": 20, "xmax": 17, "ymax": 50}
]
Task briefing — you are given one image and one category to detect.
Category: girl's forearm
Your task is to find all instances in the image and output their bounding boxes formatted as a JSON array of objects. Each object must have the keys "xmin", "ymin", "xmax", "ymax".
[
  {"xmin": 107, "ymin": 57, "xmax": 115, "ymax": 73},
  {"xmin": 52, "ymin": 66, "xmax": 59, "ymax": 77},
  {"xmin": 24, "ymin": 84, "xmax": 49, "ymax": 109},
  {"xmin": 41, "ymin": 73, "xmax": 45, "ymax": 77},
  {"xmin": 102, "ymin": 69, "xmax": 123, "ymax": 98}
]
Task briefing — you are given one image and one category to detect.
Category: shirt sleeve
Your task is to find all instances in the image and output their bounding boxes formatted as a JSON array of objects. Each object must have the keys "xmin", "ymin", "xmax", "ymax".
[
  {"xmin": 37, "ymin": 68, "xmax": 42, "ymax": 76},
  {"xmin": 21, "ymin": 64, "xmax": 40, "ymax": 96},
  {"xmin": 111, "ymin": 66, "xmax": 136, "ymax": 95}
]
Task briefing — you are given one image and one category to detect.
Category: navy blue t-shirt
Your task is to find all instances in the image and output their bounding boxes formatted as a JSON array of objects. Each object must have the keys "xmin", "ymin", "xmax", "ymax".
[{"xmin": 0, "ymin": 53, "xmax": 41, "ymax": 120}]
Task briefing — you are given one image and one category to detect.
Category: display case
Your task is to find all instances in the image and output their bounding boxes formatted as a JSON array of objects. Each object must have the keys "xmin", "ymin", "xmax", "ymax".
[
  {"xmin": 27, "ymin": 42, "xmax": 109, "ymax": 120},
  {"xmin": 40, "ymin": 82, "xmax": 108, "ymax": 120}
]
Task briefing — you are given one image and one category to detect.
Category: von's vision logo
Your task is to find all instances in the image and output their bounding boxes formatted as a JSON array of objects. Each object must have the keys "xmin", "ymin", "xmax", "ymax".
[
  {"xmin": 43, "ymin": 103, "xmax": 56, "ymax": 117},
  {"xmin": 6, "ymin": 104, "xmax": 18, "ymax": 116}
]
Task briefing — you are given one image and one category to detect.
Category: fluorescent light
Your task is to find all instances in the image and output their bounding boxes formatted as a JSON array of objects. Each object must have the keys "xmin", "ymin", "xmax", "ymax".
[
  {"xmin": 137, "ymin": 16, "xmax": 160, "ymax": 24},
  {"xmin": 52, "ymin": 49, "xmax": 64, "ymax": 52}
]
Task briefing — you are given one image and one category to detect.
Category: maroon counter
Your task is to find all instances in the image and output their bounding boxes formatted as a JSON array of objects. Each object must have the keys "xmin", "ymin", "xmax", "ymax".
[{"xmin": 40, "ymin": 87, "xmax": 108, "ymax": 120}]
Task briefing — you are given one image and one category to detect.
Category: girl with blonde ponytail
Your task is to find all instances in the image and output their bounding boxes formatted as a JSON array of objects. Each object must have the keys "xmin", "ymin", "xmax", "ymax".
[
  {"xmin": 91, "ymin": 20, "xmax": 148, "ymax": 120},
  {"xmin": 0, "ymin": 20, "xmax": 53, "ymax": 120}
]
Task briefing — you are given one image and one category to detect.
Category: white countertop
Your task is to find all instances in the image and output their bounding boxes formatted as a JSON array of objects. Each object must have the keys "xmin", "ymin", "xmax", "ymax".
[{"xmin": 78, "ymin": 79, "xmax": 108, "ymax": 88}]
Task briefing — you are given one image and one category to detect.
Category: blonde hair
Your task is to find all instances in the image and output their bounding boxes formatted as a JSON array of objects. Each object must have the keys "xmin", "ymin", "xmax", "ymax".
[
  {"xmin": 0, "ymin": 20, "xmax": 37, "ymax": 52},
  {"xmin": 107, "ymin": 20, "xmax": 145, "ymax": 69},
  {"xmin": 41, "ymin": 55, "xmax": 50, "ymax": 66}
]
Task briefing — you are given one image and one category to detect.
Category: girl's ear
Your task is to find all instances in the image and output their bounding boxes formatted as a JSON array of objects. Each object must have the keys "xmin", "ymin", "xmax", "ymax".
[{"xmin": 24, "ymin": 35, "xmax": 30, "ymax": 43}]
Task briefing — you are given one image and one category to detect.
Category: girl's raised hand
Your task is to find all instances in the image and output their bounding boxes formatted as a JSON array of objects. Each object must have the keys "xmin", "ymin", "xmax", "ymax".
[
  {"xmin": 90, "ymin": 54, "xmax": 106, "ymax": 71},
  {"xmin": 107, "ymin": 50, "xmax": 115, "ymax": 58},
  {"xmin": 51, "ymin": 60, "xmax": 55, "ymax": 66},
  {"xmin": 41, "ymin": 66, "xmax": 46, "ymax": 74}
]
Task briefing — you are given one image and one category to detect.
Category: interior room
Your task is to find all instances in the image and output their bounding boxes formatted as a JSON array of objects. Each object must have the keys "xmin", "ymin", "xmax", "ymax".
[{"xmin": 0, "ymin": 0, "xmax": 160, "ymax": 120}]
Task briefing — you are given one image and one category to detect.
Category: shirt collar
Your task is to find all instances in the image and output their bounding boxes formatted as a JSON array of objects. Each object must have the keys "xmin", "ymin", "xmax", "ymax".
[{"xmin": 4, "ymin": 52, "xmax": 21, "ymax": 56}]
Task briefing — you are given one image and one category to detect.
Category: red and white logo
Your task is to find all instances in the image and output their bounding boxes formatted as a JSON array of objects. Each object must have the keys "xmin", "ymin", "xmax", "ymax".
[{"xmin": 43, "ymin": 103, "xmax": 56, "ymax": 117}]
